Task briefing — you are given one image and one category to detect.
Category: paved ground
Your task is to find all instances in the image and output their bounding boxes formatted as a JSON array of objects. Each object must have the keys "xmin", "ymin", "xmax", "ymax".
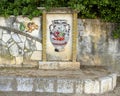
[
  {"xmin": 0, "ymin": 66, "xmax": 115, "ymax": 79},
  {"xmin": 0, "ymin": 66, "xmax": 119, "ymax": 96}
]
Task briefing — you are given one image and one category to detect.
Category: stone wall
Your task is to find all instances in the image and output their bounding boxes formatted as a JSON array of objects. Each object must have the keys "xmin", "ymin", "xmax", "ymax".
[
  {"xmin": 0, "ymin": 16, "xmax": 42, "ymax": 67},
  {"xmin": 0, "ymin": 16, "xmax": 120, "ymax": 72},
  {"xmin": 77, "ymin": 19, "xmax": 120, "ymax": 72}
]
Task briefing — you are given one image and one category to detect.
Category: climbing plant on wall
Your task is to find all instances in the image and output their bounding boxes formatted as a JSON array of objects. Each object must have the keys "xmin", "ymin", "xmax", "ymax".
[
  {"xmin": 68, "ymin": 0, "xmax": 120, "ymax": 23},
  {"xmin": 0, "ymin": 0, "xmax": 120, "ymax": 38},
  {"xmin": 0, "ymin": 0, "xmax": 42, "ymax": 19},
  {"xmin": 0, "ymin": 0, "xmax": 120, "ymax": 22},
  {"xmin": 112, "ymin": 24, "xmax": 120, "ymax": 39}
]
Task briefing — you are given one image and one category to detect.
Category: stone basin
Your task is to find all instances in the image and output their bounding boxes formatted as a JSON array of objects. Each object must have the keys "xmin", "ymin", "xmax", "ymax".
[{"xmin": 0, "ymin": 66, "xmax": 117, "ymax": 95}]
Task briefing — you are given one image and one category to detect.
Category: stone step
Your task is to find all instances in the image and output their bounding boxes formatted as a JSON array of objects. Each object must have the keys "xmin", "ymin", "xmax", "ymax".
[{"xmin": 0, "ymin": 67, "xmax": 117, "ymax": 95}]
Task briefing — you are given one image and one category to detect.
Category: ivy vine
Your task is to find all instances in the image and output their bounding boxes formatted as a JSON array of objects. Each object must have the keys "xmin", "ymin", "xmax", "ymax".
[
  {"xmin": 0, "ymin": 0, "xmax": 43, "ymax": 19},
  {"xmin": 112, "ymin": 24, "xmax": 120, "ymax": 39},
  {"xmin": 0, "ymin": 0, "xmax": 120, "ymax": 22},
  {"xmin": 0, "ymin": 0, "xmax": 120, "ymax": 38}
]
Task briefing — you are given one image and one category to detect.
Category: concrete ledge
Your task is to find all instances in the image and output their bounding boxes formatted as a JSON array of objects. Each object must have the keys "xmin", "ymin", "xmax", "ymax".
[
  {"xmin": 0, "ymin": 73, "xmax": 117, "ymax": 94},
  {"xmin": 39, "ymin": 62, "xmax": 80, "ymax": 69}
]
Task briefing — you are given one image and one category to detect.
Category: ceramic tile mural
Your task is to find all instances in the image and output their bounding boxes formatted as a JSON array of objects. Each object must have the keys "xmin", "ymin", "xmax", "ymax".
[
  {"xmin": 0, "ymin": 16, "xmax": 42, "ymax": 65},
  {"xmin": 49, "ymin": 19, "xmax": 70, "ymax": 52},
  {"xmin": 46, "ymin": 14, "xmax": 72, "ymax": 61}
]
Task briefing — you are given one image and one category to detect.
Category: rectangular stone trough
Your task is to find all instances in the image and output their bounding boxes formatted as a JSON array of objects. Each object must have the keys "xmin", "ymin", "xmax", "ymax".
[{"xmin": 0, "ymin": 73, "xmax": 117, "ymax": 95}]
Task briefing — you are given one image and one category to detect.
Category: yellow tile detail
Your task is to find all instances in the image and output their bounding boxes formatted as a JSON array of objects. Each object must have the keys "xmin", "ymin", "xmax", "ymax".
[
  {"xmin": 72, "ymin": 12, "xmax": 78, "ymax": 62},
  {"xmin": 42, "ymin": 11, "xmax": 47, "ymax": 61}
]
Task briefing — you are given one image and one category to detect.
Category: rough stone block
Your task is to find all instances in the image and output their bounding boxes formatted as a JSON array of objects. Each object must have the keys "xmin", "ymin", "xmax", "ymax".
[
  {"xmin": 99, "ymin": 76, "xmax": 112, "ymax": 93},
  {"xmin": 2, "ymin": 34, "xmax": 11, "ymax": 43},
  {"xmin": 23, "ymin": 60, "xmax": 38, "ymax": 68},
  {"xmin": 0, "ymin": 17, "xmax": 6, "ymax": 26},
  {"xmin": 3, "ymin": 30, "xmax": 8, "ymax": 34},
  {"xmin": 25, "ymin": 39, "xmax": 36, "ymax": 50},
  {"xmin": 7, "ymin": 39, "xmax": 14, "ymax": 47},
  {"xmin": 0, "ymin": 57, "xmax": 16, "ymax": 65},
  {"xmin": 15, "ymin": 56, "xmax": 23, "ymax": 64},
  {"xmin": 0, "ymin": 76, "xmax": 14, "ymax": 91},
  {"xmin": 39, "ymin": 62, "xmax": 58, "ymax": 69},
  {"xmin": 36, "ymin": 41, "xmax": 42, "ymax": 50},
  {"xmin": 0, "ymin": 29, "xmax": 2, "ymax": 39},
  {"xmin": 9, "ymin": 43, "xmax": 19, "ymax": 56},
  {"xmin": 17, "ymin": 77, "xmax": 34, "ymax": 91},
  {"xmin": 12, "ymin": 34, "xmax": 22, "ymax": 43},
  {"xmin": 30, "ymin": 51, "xmax": 42, "ymax": 60},
  {"xmin": 18, "ymin": 43, "xmax": 25, "ymax": 50},
  {"xmin": 84, "ymin": 79, "xmax": 100, "ymax": 94},
  {"xmin": 109, "ymin": 73, "xmax": 117, "ymax": 89},
  {"xmin": 59, "ymin": 62, "xmax": 80, "ymax": 69},
  {"xmin": 35, "ymin": 78, "xmax": 54, "ymax": 92},
  {"xmin": 57, "ymin": 79, "xmax": 74, "ymax": 93},
  {"xmin": 75, "ymin": 80, "xmax": 83, "ymax": 94},
  {"xmin": 18, "ymin": 35, "xmax": 26, "ymax": 43}
]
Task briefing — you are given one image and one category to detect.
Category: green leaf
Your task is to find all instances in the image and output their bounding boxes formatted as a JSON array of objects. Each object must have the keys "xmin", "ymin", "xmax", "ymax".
[{"xmin": 20, "ymin": 22, "xmax": 25, "ymax": 31}]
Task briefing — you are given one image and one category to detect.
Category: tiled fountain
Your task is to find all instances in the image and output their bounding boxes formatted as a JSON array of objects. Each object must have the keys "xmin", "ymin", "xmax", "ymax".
[
  {"xmin": 0, "ymin": 8, "xmax": 117, "ymax": 95},
  {"xmin": 39, "ymin": 8, "xmax": 80, "ymax": 69}
]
